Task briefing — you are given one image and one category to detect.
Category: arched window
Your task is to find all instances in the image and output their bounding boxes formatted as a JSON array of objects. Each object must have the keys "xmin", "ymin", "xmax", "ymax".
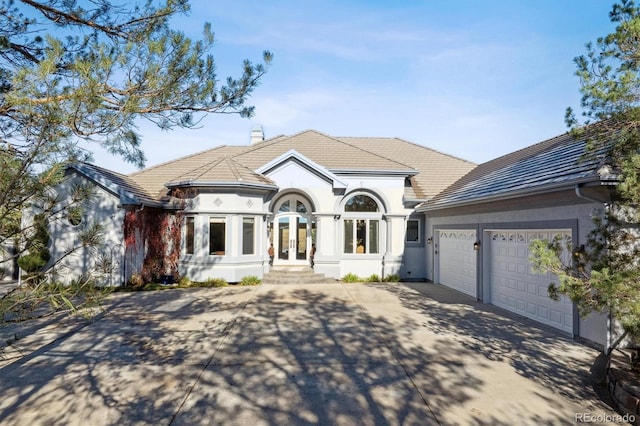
[
  {"xmin": 344, "ymin": 195, "xmax": 379, "ymax": 212},
  {"xmin": 343, "ymin": 194, "xmax": 380, "ymax": 254}
]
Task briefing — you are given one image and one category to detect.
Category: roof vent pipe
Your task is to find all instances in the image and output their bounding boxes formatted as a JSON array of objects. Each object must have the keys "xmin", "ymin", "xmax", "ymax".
[{"xmin": 251, "ymin": 125, "xmax": 264, "ymax": 145}]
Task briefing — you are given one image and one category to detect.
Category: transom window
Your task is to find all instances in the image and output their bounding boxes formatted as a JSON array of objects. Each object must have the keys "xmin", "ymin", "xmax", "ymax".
[
  {"xmin": 276, "ymin": 196, "xmax": 311, "ymax": 215},
  {"xmin": 344, "ymin": 195, "xmax": 379, "ymax": 212}
]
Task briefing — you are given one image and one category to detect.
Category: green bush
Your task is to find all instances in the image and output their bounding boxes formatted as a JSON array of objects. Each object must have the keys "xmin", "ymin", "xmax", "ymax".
[
  {"xmin": 342, "ymin": 273, "xmax": 360, "ymax": 283},
  {"xmin": 239, "ymin": 275, "xmax": 261, "ymax": 286},
  {"xmin": 177, "ymin": 276, "xmax": 191, "ymax": 287},
  {"xmin": 383, "ymin": 274, "xmax": 401, "ymax": 283},
  {"xmin": 199, "ymin": 277, "xmax": 229, "ymax": 288},
  {"xmin": 366, "ymin": 274, "xmax": 381, "ymax": 283}
]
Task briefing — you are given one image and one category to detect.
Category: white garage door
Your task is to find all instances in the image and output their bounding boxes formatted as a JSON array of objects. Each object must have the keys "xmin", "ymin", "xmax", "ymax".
[
  {"xmin": 489, "ymin": 230, "xmax": 573, "ymax": 334},
  {"xmin": 438, "ymin": 229, "xmax": 477, "ymax": 297}
]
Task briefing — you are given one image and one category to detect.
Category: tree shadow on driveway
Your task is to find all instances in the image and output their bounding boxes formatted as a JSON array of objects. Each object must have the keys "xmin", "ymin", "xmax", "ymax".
[{"xmin": 0, "ymin": 283, "xmax": 619, "ymax": 425}]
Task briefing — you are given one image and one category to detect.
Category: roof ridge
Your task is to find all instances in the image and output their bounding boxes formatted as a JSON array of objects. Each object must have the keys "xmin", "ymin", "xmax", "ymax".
[
  {"xmin": 171, "ymin": 156, "xmax": 227, "ymax": 182},
  {"xmin": 225, "ymin": 157, "xmax": 242, "ymax": 181},
  {"xmin": 230, "ymin": 129, "xmax": 325, "ymax": 158},
  {"xmin": 336, "ymin": 137, "xmax": 415, "ymax": 170},
  {"xmin": 251, "ymin": 129, "xmax": 418, "ymax": 171},
  {"xmin": 339, "ymin": 135, "xmax": 477, "ymax": 166},
  {"xmin": 129, "ymin": 144, "xmax": 246, "ymax": 177}
]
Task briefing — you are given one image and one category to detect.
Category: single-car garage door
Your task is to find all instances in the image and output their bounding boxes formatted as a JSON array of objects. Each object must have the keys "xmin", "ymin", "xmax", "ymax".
[
  {"xmin": 437, "ymin": 229, "xmax": 477, "ymax": 297},
  {"xmin": 488, "ymin": 230, "xmax": 573, "ymax": 334}
]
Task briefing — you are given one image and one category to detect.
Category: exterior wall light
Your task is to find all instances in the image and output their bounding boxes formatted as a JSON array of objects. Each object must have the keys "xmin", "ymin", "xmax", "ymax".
[
  {"xmin": 427, "ymin": 237, "xmax": 433, "ymax": 244},
  {"xmin": 473, "ymin": 241, "xmax": 481, "ymax": 251}
]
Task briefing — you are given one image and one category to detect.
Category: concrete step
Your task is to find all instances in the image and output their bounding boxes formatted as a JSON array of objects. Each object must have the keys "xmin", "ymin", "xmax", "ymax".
[{"xmin": 262, "ymin": 267, "xmax": 337, "ymax": 285}]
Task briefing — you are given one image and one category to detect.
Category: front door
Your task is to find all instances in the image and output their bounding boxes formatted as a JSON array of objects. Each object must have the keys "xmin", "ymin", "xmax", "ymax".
[
  {"xmin": 273, "ymin": 195, "xmax": 312, "ymax": 266},
  {"xmin": 275, "ymin": 214, "xmax": 309, "ymax": 264}
]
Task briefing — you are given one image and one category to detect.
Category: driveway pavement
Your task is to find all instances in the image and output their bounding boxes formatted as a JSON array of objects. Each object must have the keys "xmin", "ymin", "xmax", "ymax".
[{"xmin": 0, "ymin": 282, "xmax": 621, "ymax": 425}]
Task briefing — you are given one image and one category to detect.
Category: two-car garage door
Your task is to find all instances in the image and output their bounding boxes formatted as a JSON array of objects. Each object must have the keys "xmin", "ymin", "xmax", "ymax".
[{"xmin": 437, "ymin": 228, "xmax": 574, "ymax": 334}]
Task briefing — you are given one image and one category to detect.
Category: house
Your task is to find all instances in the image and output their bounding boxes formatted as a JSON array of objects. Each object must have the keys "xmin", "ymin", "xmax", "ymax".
[
  {"xmin": 43, "ymin": 127, "xmax": 614, "ymax": 347},
  {"xmin": 417, "ymin": 132, "xmax": 615, "ymax": 347},
  {"xmin": 52, "ymin": 128, "xmax": 474, "ymax": 285}
]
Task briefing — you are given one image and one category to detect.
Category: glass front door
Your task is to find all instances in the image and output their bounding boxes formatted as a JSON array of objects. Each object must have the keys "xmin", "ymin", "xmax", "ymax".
[{"xmin": 275, "ymin": 214, "xmax": 309, "ymax": 264}]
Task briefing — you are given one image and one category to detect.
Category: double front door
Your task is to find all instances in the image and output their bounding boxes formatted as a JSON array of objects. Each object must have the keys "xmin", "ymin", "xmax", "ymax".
[
  {"xmin": 273, "ymin": 195, "xmax": 313, "ymax": 266},
  {"xmin": 275, "ymin": 214, "xmax": 309, "ymax": 264}
]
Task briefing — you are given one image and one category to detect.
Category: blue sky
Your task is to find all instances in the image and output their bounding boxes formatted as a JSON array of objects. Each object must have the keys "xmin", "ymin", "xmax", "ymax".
[{"xmin": 95, "ymin": 1, "xmax": 616, "ymax": 173}]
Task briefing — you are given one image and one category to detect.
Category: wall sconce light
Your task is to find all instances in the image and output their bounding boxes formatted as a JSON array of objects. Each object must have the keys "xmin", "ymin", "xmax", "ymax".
[
  {"xmin": 333, "ymin": 214, "xmax": 341, "ymax": 220},
  {"xmin": 573, "ymin": 244, "xmax": 585, "ymax": 259},
  {"xmin": 427, "ymin": 237, "xmax": 433, "ymax": 245},
  {"xmin": 473, "ymin": 240, "xmax": 481, "ymax": 251}
]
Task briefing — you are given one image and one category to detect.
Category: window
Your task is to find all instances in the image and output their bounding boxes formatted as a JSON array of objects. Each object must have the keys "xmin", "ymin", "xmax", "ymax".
[
  {"xmin": 369, "ymin": 220, "xmax": 379, "ymax": 253},
  {"xmin": 242, "ymin": 217, "xmax": 255, "ymax": 255},
  {"xmin": 343, "ymin": 194, "xmax": 380, "ymax": 254},
  {"xmin": 296, "ymin": 201, "xmax": 308, "ymax": 213},
  {"xmin": 185, "ymin": 217, "xmax": 195, "ymax": 254},
  {"xmin": 344, "ymin": 219, "xmax": 379, "ymax": 254},
  {"xmin": 67, "ymin": 207, "xmax": 83, "ymax": 227},
  {"xmin": 278, "ymin": 200, "xmax": 290, "ymax": 213},
  {"xmin": 209, "ymin": 217, "xmax": 226, "ymax": 255},
  {"xmin": 344, "ymin": 219, "xmax": 354, "ymax": 253},
  {"xmin": 406, "ymin": 219, "xmax": 419, "ymax": 243},
  {"xmin": 345, "ymin": 195, "xmax": 379, "ymax": 212}
]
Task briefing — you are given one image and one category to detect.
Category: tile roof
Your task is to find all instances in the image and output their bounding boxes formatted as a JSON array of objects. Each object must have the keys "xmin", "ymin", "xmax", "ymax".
[
  {"xmin": 70, "ymin": 163, "xmax": 160, "ymax": 206},
  {"xmin": 167, "ymin": 156, "xmax": 276, "ymax": 188},
  {"xmin": 129, "ymin": 145, "xmax": 249, "ymax": 199},
  {"xmin": 116, "ymin": 129, "xmax": 476, "ymax": 204},
  {"xmin": 232, "ymin": 130, "xmax": 417, "ymax": 173},
  {"xmin": 418, "ymin": 132, "xmax": 608, "ymax": 211},
  {"xmin": 339, "ymin": 136, "xmax": 475, "ymax": 199}
]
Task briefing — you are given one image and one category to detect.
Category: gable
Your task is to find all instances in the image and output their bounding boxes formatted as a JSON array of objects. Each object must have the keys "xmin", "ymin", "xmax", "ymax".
[{"xmin": 256, "ymin": 150, "xmax": 346, "ymax": 190}]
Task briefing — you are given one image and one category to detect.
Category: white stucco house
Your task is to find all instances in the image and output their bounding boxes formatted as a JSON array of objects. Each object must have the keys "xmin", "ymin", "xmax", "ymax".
[
  {"xmin": 40, "ymin": 127, "xmax": 618, "ymax": 348},
  {"xmin": 53, "ymin": 128, "xmax": 475, "ymax": 284}
]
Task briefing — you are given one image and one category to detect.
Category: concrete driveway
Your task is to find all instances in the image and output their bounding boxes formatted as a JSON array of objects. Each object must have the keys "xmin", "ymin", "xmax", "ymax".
[{"xmin": 0, "ymin": 282, "xmax": 620, "ymax": 425}]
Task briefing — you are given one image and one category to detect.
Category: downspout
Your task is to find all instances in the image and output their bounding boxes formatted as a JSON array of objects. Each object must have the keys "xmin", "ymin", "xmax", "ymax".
[{"xmin": 574, "ymin": 184, "xmax": 613, "ymax": 353}]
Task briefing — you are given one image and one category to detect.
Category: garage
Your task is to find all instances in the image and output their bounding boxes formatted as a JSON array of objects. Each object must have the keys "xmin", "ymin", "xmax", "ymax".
[
  {"xmin": 437, "ymin": 229, "xmax": 477, "ymax": 297},
  {"xmin": 488, "ymin": 230, "xmax": 573, "ymax": 334}
]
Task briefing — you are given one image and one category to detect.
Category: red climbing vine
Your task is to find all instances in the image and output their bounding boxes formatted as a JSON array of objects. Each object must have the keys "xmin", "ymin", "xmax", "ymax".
[{"xmin": 123, "ymin": 207, "xmax": 183, "ymax": 284}]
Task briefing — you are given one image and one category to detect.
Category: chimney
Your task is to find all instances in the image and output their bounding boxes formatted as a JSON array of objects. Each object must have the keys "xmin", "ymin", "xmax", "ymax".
[{"xmin": 250, "ymin": 125, "xmax": 264, "ymax": 145}]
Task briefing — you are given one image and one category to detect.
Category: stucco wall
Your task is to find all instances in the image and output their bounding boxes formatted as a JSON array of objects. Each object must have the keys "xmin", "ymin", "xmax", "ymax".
[
  {"xmin": 46, "ymin": 173, "xmax": 125, "ymax": 286},
  {"xmin": 180, "ymin": 190, "xmax": 271, "ymax": 283}
]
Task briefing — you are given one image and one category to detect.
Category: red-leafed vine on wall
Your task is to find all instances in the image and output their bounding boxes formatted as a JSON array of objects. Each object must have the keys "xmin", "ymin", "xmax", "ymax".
[{"xmin": 123, "ymin": 207, "xmax": 183, "ymax": 283}]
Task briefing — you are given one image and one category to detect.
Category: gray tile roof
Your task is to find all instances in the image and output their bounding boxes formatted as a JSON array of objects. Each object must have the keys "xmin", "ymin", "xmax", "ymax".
[{"xmin": 418, "ymin": 132, "xmax": 609, "ymax": 211}]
